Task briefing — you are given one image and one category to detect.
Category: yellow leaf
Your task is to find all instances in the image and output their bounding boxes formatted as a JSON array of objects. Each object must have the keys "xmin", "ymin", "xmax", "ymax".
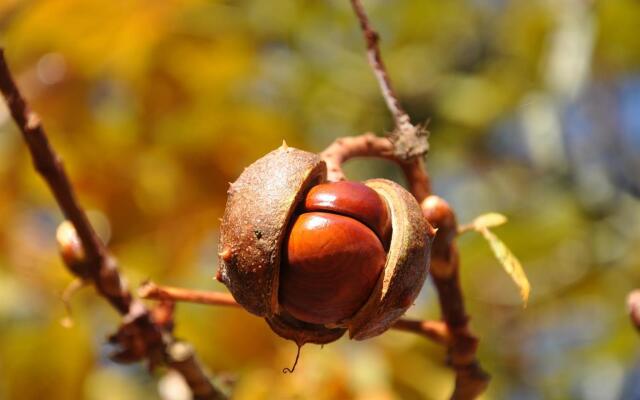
[
  {"xmin": 473, "ymin": 212, "xmax": 508, "ymax": 230},
  {"xmin": 478, "ymin": 227, "xmax": 530, "ymax": 305}
]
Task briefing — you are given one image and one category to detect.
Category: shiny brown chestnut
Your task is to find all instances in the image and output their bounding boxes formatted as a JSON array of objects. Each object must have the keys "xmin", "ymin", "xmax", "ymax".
[
  {"xmin": 304, "ymin": 181, "xmax": 392, "ymax": 246},
  {"xmin": 217, "ymin": 144, "xmax": 434, "ymax": 346},
  {"xmin": 281, "ymin": 210, "xmax": 387, "ymax": 326}
]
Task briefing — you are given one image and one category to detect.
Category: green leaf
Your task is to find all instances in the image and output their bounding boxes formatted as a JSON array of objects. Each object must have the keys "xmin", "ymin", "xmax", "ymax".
[{"xmin": 478, "ymin": 227, "xmax": 530, "ymax": 305}]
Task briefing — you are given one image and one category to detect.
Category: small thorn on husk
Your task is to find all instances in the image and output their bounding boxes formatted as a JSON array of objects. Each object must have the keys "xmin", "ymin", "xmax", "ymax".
[
  {"xmin": 281, "ymin": 139, "xmax": 289, "ymax": 150},
  {"xmin": 218, "ymin": 247, "xmax": 233, "ymax": 262},
  {"xmin": 282, "ymin": 344, "xmax": 301, "ymax": 374}
]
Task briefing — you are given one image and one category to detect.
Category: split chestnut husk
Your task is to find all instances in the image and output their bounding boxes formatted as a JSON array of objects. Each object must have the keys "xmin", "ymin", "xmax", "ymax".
[{"xmin": 217, "ymin": 144, "xmax": 434, "ymax": 345}]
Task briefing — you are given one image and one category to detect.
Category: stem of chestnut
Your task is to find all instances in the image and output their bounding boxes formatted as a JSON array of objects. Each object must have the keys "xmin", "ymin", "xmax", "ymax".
[{"xmin": 282, "ymin": 345, "xmax": 301, "ymax": 374}]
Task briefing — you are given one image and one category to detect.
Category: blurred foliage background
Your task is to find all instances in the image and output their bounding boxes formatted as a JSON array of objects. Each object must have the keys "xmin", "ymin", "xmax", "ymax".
[{"xmin": 0, "ymin": 0, "xmax": 639, "ymax": 399}]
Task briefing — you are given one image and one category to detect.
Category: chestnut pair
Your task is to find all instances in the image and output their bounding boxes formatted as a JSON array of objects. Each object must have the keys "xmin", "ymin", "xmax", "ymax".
[{"xmin": 217, "ymin": 145, "xmax": 433, "ymax": 345}]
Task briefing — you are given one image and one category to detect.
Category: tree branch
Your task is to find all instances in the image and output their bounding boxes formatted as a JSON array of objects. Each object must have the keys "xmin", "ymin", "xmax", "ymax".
[
  {"xmin": 349, "ymin": 0, "xmax": 430, "ymax": 165},
  {"xmin": 422, "ymin": 196, "xmax": 490, "ymax": 399},
  {"xmin": 0, "ymin": 50, "xmax": 129, "ymax": 312},
  {"xmin": 0, "ymin": 49, "xmax": 226, "ymax": 400},
  {"xmin": 139, "ymin": 281, "xmax": 241, "ymax": 308},
  {"xmin": 341, "ymin": 3, "xmax": 490, "ymax": 397},
  {"xmin": 320, "ymin": 133, "xmax": 431, "ymax": 202},
  {"xmin": 139, "ymin": 282, "xmax": 452, "ymax": 346},
  {"xmin": 391, "ymin": 318, "xmax": 450, "ymax": 345},
  {"xmin": 319, "ymin": 134, "xmax": 490, "ymax": 397},
  {"xmin": 350, "ymin": 0, "xmax": 407, "ymax": 128}
]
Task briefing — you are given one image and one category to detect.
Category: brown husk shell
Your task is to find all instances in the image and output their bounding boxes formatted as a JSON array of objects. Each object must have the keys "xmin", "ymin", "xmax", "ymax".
[
  {"xmin": 347, "ymin": 179, "xmax": 435, "ymax": 340},
  {"xmin": 218, "ymin": 147, "xmax": 432, "ymax": 345},
  {"xmin": 266, "ymin": 312, "xmax": 346, "ymax": 346},
  {"xmin": 217, "ymin": 145, "xmax": 326, "ymax": 317}
]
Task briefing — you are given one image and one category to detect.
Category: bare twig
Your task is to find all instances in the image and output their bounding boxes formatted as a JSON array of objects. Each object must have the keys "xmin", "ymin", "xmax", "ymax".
[
  {"xmin": 139, "ymin": 281, "xmax": 241, "ymax": 308},
  {"xmin": 0, "ymin": 49, "xmax": 226, "ymax": 400},
  {"xmin": 0, "ymin": 51, "xmax": 130, "ymax": 312},
  {"xmin": 138, "ymin": 282, "xmax": 453, "ymax": 347},
  {"xmin": 320, "ymin": 133, "xmax": 431, "ymax": 202},
  {"xmin": 422, "ymin": 196, "xmax": 490, "ymax": 399},
  {"xmin": 167, "ymin": 342, "xmax": 223, "ymax": 399},
  {"xmin": 342, "ymin": 3, "xmax": 490, "ymax": 398},
  {"xmin": 434, "ymin": 250, "xmax": 490, "ymax": 398},
  {"xmin": 349, "ymin": 0, "xmax": 430, "ymax": 165},
  {"xmin": 320, "ymin": 134, "xmax": 490, "ymax": 398},
  {"xmin": 350, "ymin": 0, "xmax": 407, "ymax": 127}
]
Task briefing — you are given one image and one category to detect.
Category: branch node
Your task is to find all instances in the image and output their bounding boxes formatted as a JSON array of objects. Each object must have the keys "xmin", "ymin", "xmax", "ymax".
[{"xmin": 389, "ymin": 122, "xmax": 430, "ymax": 161}]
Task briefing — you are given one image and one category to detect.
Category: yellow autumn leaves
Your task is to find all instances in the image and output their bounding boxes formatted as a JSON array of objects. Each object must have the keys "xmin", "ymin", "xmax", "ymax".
[{"xmin": 461, "ymin": 212, "xmax": 531, "ymax": 306}]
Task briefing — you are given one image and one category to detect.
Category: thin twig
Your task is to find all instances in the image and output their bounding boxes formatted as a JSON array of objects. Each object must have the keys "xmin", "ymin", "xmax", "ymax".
[
  {"xmin": 0, "ymin": 50, "xmax": 129, "ymax": 312},
  {"xmin": 391, "ymin": 318, "xmax": 450, "ymax": 345},
  {"xmin": 0, "ymin": 49, "xmax": 226, "ymax": 400},
  {"xmin": 320, "ymin": 134, "xmax": 490, "ymax": 398},
  {"xmin": 320, "ymin": 119, "xmax": 489, "ymax": 397},
  {"xmin": 320, "ymin": 133, "xmax": 431, "ymax": 202},
  {"xmin": 350, "ymin": 0, "xmax": 408, "ymax": 128},
  {"xmin": 349, "ymin": 0, "xmax": 430, "ymax": 165},
  {"xmin": 139, "ymin": 281, "xmax": 241, "ymax": 308},
  {"xmin": 338, "ymin": 3, "xmax": 490, "ymax": 396},
  {"xmin": 138, "ymin": 282, "xmax": 453, "ymax": 347},
  {"xmin": 421, "ymin": 197, "xmax": 490, "ymax": 399}
]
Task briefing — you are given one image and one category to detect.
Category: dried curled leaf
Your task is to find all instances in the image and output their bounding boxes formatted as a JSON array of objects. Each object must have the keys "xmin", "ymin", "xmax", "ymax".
[
  {"xmin": 472, "ymin": 212, "xmax": 508, "ymax": 230},
  {"xmin": 477, "ymin": 227, "xmax": 530, "ymax": 305}
]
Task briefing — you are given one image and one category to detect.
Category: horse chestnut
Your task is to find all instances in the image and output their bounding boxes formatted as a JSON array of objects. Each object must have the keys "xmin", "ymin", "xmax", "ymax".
[
  {"xmin": 280, "ymin": 181, "xmax": 390, "ymax": 325},
  {"xmin": 217, "ymin": 144, "xmax": 434, "ymax": 345}
]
